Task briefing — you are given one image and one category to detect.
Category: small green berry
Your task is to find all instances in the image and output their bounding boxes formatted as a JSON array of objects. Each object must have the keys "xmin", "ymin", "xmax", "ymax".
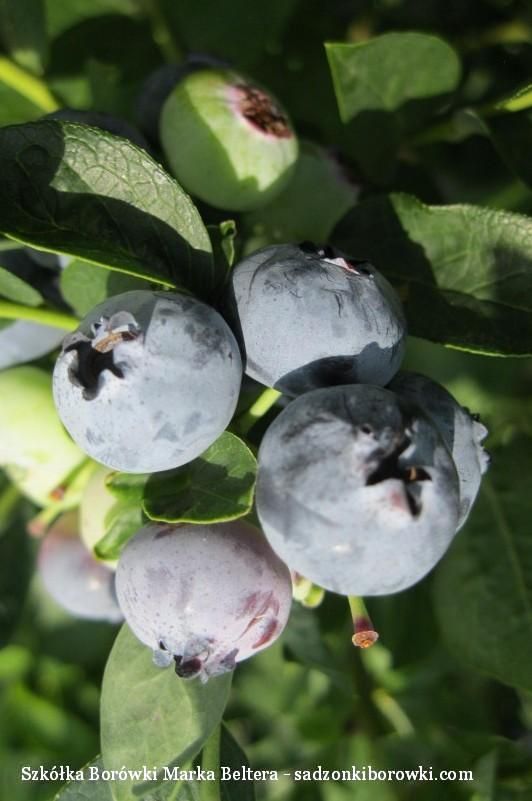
[{"xmin": 160, "ymin": 68, "xmax": 298, "ymax": 211}]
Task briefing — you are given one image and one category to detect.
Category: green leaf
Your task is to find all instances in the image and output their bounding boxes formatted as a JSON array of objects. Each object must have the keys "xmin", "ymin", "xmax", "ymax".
[
  {"xmin": 326, "ymin": 34, "xmax": 461, "ymax": 123},
  {"xmin": 434, "ymin": 436, "xmax": 532, "ymax": 692},
  {"xmin": 485, "ymin": 108, "xmax": 532, "ymax": 189},
  {"xmin": 0, "ymin": 121, "xmax": 215, "ymax": 298},
  {"xmin": 161, "ymin": 0, "xmax": 299, "ymax": 68},
  {"xmin": 0, "ymin": 80, "xmax": 44, "ymax": 125},
  {"xmin": 143, "ymin": 432, "xmax": 257, "ymax": 524},
  {"xmin": 333, "ymin": 192, "xmax": 532, "ymax": 355},
  {"xmin": 219, "ymin": 725, "xmax": 255, "ymax": 801},
  {"xmin": 60, "ymin": 259, "xmax": 149, "ymax": 317},
  {"xmin": 282, "ymin": 604, "xmax": 352, "ymax": 693},
  {"xmin": 54, "ymin": 758, "xmax": 113, "ymax": 801},
  {"xmin": 95, "ymin": 499, "xmax": 145, "ymax": 562},
  {"xmin": 325, "ymin": 34, "xmax": 461, "ymax": 181},
  {"xmin": 0, "ymin": 265, "xmax": 43, "ymax": 305},
  {"xmin": 492, "ymin": 82, "xmax": 532, "ymax": 114},
  {"xmin": 0, "ymin": 0, "xmax": 48, "ymax": 75},
  {"xmin": 0, "ymin": 505, "xmax": 32, "ymax": 647},
  {"xmin": 45, "ymin": 0, "xmax": 140, "ymax": 39},
  {"xmin": 94, "ymin": 473, "xmax": 147, "ymax": 561},
  {"xmin": 208, "ymin": 220, "xmax": 237, "ymax": 294},
  {"xmin": 100, "ymin": 624, "xmax": 232, "ymax": 801}
]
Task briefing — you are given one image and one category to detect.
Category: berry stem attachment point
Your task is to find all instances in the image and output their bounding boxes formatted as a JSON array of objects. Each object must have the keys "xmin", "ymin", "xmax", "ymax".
[
  {"xmin": 0, "ymin": 301, "xmax": 79, "ymax": 331},
  {"xmin": 348, "ymin": 596, "xmax": 379, "ymax": 649},
  {"xmin": 237, "ymin": 388, "xmax": 281, "ymax": 435}
]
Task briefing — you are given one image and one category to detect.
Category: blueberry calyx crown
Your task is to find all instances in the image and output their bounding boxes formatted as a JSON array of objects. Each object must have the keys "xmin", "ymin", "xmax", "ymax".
[
  {"xmin": 63, "ymin": 312, "xmax": 141, "ymax": 400},
  {"xmin": 235, "ymin": 82, "xmax": 292, "ymax": 138},
  {"xmin": 299, "ymin": 241, "xmax": 373, "ymax": 276},
  {"xmin": 365, "ymin": 427, "xmax": 431, "ymax": 517}
]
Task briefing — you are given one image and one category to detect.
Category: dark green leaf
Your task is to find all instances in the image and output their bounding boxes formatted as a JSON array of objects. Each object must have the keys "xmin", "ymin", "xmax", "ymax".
[
  {"xmin": 161, "ymin": 0, "xmax": 299, "ymax": 69},
  {"xmin": 47, "ymin": 14, "xmax": 160, "ymax": 117},
  {"xmin": 434, "ymin": 435, "xmax": 532, "ymax": 692},
  {"xmin": 45, "ymin": 0, "xmax": 140, "ymax": 39},
  {"xmin": 60, "ymin": 259, "xmax": 149, "ymax": 317},
  {"xmin": 0, "ymin": 508, "xmax": 32, "ymax": 648},
  {"xmin": 326, "ymin": 34, "xmax": 461, "ymax": 181},
  {"xmin": 0, "ymin": 82, "xmax": 44, "ymax": 126},
  {"xmin": 0, "ymin": 264, "xmax": 43, "ymax": 305},
  {"xmin": 486, "ymin": 108, "xmax": 532, "ymax": 189},
  {"xmin": 208, "ymin": 220, "xmax": 237, "ymax": 293},
  {"xmin": 100, "ymin": 624, "xmax": 232, "ymax": 801},
  {"xmin": 0, "ymin": 0, "xmax": 48, "ymax": 75},
  {"xmin": 0, "ymin": 121, "xmax": 215, "ymax": 298},
  {"xmin": 143, "ymin": 432, "xmax": 257, "ymax": 524},
  {"xmin": 334, "ymin": 192, "xmax": 532, "ymax": 355},
  {"xmin": 283, "ymin": 604, "xmax": 352, "ymax": 693},
  {"xmin": 219, "ymin": 725, "xmax": 255, "ymax": 801}
]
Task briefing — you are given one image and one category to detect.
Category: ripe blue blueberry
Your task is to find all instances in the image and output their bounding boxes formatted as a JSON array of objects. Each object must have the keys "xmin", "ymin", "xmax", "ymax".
[
  {"xmin": 227, "ymin": 242, "xmax": 407, "ymax": 395},
  {"xmin": 115, "ymin": 521, "xmax": 293, "ymax": 682},
  {"xmin": 53, "ymin": 290, "xmax": 242, "ymax": 473},
  {"xmin": 256, "ymin": 384, "xmax": 461, "ymax": 596},
  {"xmin": 38, "ymin": 512, "xmax": 123, "ymax": 622},
  {"xmin": 389, "ymin": 371, "xmax": 489, "ymax": 528}
]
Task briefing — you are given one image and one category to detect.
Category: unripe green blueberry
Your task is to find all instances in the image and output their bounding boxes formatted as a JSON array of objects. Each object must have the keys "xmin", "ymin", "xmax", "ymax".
[
  {"xmin": 0, "ymin": 367, "xmax": 85, "ymax": 505},
  {"xmin": 160, "ymin": 68, "xmax": 298, "ymax": 211}
]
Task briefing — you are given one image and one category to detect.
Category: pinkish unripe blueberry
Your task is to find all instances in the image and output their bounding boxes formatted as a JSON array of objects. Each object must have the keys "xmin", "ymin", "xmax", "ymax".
[{"xmin": 115, "ymin": 521, "xmax": 292, "ymax": 682}]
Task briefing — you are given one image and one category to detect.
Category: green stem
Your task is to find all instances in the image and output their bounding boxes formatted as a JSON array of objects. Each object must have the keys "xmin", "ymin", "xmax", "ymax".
[
  {"xmin": 372, "ymin": 687, "xmax": 414, "ymax": 736},
  {"xmin": 27, "ymin": 459, "xmax": 94, "ymax": 537},
  {"xmin": 142, "ymin": 0, "xmax": 181, "ymax": 63},
  {"xmin": 0, "ymin": 56, "xmax": 59, "ymax": 112},
  {"xmin": 0, "ymin": 301, "xmax": 78, "ymax": 330},
  {"xmin": 237, "ymin": 388, "xmax": 281, "ymax": 435},
  {"xmin": 200, "ymin": 725, "xmax": 221, "ymax": 801},
  {"xmin": 348, "ymin": 595, "xmax": 370, "ymax": 621}
]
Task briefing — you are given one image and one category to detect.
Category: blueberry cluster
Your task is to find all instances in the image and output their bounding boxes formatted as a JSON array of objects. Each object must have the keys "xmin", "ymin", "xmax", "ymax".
[
  {"xmin": 44, "ymin": 238, "xmax": 489, "ymax": 681},
  {"xmin": 230, "ymin": 243, "xmax": 489, "ymax": 596}
]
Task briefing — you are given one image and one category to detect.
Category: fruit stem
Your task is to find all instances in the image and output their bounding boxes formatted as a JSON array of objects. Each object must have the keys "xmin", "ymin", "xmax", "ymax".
[
  {"xmin": 141, "ymin": 0, "xmax": 182, "ymax": 63},
  {"xmin": 371, "ymin": 687, "xmax": 414, "ymax": 736},
  {"xmin": 27, "ymin": 459, "xmax": 95, "ymax": 537},
  {"xmin": 200, "ymin": 724, "xmax": 222, "ymax": 801},
  {"xmin": 0, "ymin": 56, "xmax": 59, "ymax": 112},
  {"xmin": 237, "ymin": 388, "xmax": 281, "ymax": 435},
  {"xmin": 348, "ymin": 596, "xmax": 379, "ymax": 649},
  {"xmin": 0, "ymin": 301, "xmax": 78, "ymax": 330}
]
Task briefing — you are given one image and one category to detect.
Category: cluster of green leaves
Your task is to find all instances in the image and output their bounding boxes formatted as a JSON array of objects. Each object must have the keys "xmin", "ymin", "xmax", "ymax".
[{"xmin": 1, "ymin": 1, "xmax": 532, "ymax": 801}]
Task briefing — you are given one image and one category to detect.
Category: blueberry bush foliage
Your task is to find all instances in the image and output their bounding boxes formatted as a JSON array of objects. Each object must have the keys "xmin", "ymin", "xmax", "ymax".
[{"xmin": 1, "ymin": 1, "xmax": 532, "ymax": 800}]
